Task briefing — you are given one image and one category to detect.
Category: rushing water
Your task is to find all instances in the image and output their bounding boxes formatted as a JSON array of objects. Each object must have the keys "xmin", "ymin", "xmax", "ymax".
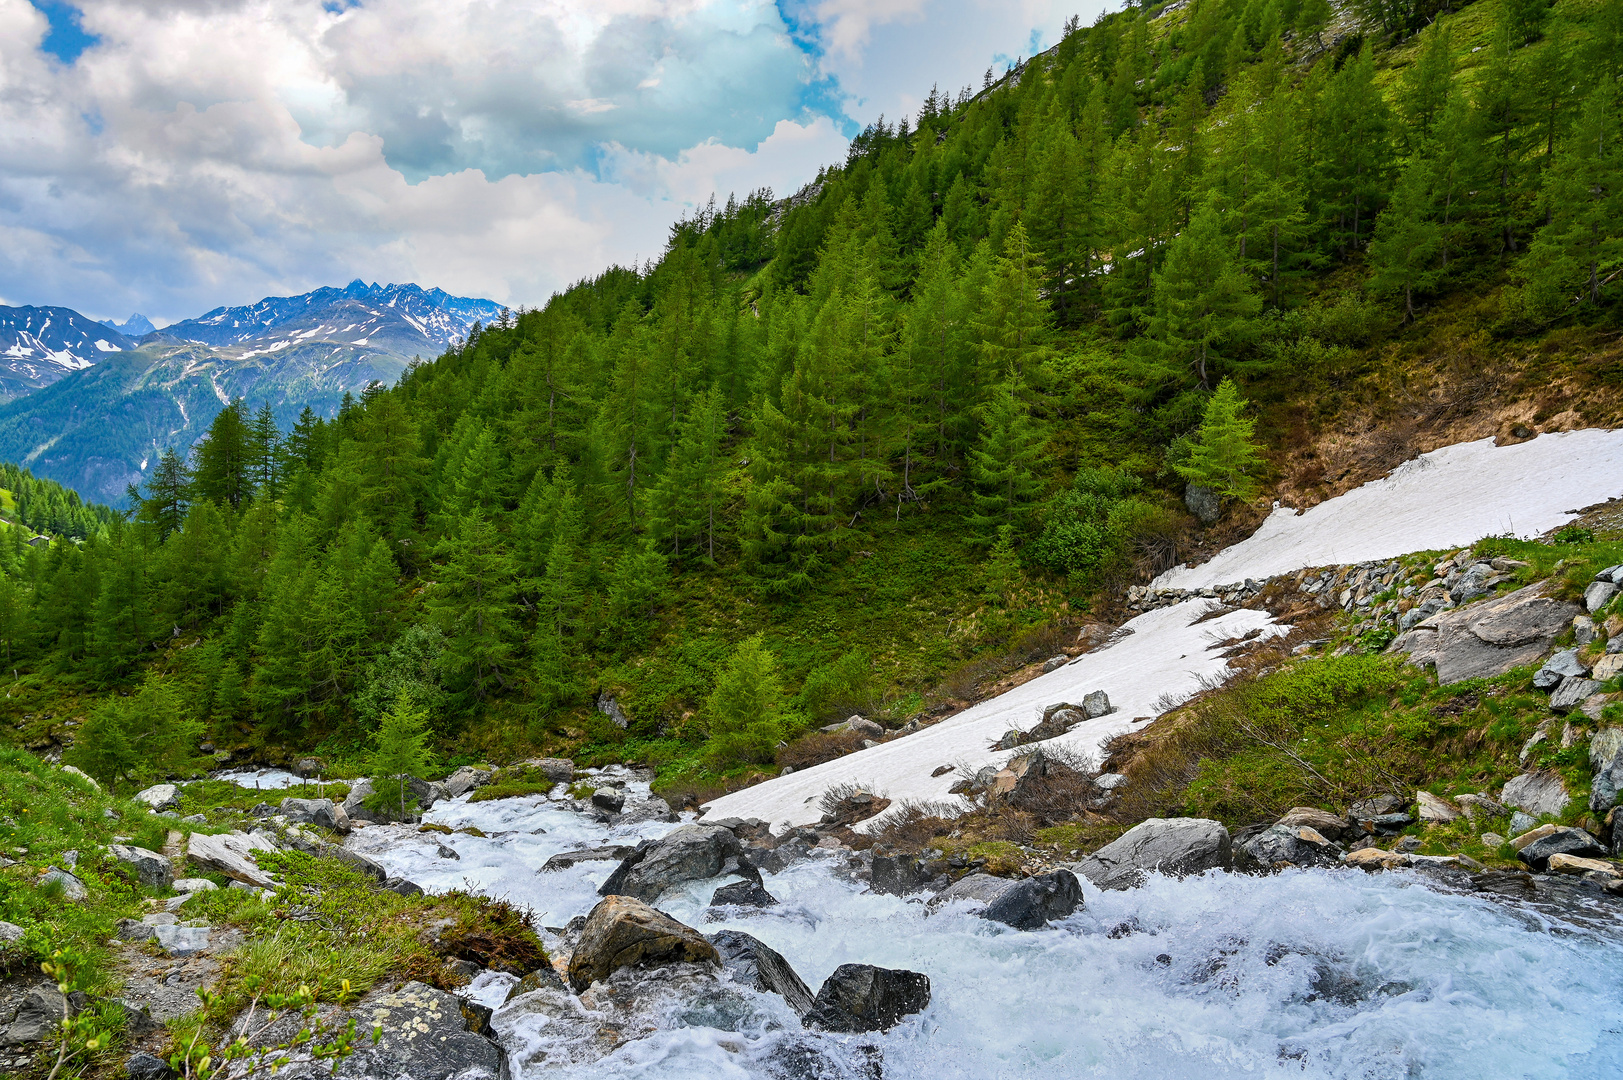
[{"xmin": 338, "ymin": 771, "xmax": 1623, "ymax": 1080}]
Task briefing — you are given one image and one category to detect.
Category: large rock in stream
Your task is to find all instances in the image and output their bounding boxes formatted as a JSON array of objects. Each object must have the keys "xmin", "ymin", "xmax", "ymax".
[
  {"xmin": 597, "ymin": 824, "xmax": 750, "ymax": 904},
  {"xmin": 805, "ymin": 964, "xmax": 932, "ymax": 1033},
  {"xmin": 567, "ymin": 895, "xmax": 720, "ymax": 991},
  {"xmin": 930, "ymin": 870, "xmax": 1083, "ymax": 929},
  {"xmin": 1072, "ymin": 818, "xmax": 1232, "ymax": 890},
  {"xmin": 1388, "ymin": 582, "xmax": 1580, "ymax": 684}
]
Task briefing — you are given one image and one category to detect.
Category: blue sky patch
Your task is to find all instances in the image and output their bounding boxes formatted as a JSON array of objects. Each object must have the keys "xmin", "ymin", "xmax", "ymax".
[{"xmin": 30, "ymin": 1, "xmax": 98, "ymax": 65}]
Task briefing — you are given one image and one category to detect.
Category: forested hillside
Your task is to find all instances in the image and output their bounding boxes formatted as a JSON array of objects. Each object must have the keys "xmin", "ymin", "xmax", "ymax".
[{"xmin": 11, "ymin": 0, "xmax": 1623, "ymax": 794}]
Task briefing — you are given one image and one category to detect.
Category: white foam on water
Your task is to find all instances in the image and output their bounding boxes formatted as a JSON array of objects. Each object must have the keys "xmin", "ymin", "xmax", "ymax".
[
  {"xmin": 348, "ymin": 788, "xmax": 1623, "ymax": 1080},
  {"xmin": 1156, "ymin": 430, "xmax": 1623, "ymax": 590}
]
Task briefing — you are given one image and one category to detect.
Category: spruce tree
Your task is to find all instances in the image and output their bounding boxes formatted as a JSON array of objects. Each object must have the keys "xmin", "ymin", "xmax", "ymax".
[
  {"xmin": 427, "ymin": 514, "xmax": 516, "ymax": 705},
  {"xmin": 1174, "ymin": 378, "xmax": 1264, "ymax": 504},
  {"xmin": 705, "ymin": 634, "xmax": 785, "ymax": 767},
  {"xmin": 1146, "ymin": 205, "xmax": 1262, "ymax": 388},
  {"xmin": 368, "ymin": 689, "xmax": 432, "ymax": 819},
  {"xmin": 968, "ymin": 369, "xmax": 1045, "ymax": 542},
  {"xmin": 1522, "ymin": 87, "xmax": 1623, "ymax": 316},
  {"xmin": 1368, "ymin": 157, "xmax": 1445, "ymax": 321}
]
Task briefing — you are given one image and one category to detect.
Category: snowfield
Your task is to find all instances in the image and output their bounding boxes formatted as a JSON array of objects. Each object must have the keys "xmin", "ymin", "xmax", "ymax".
[
  {"xmin": 704, "ymin": 429, "xmax": 1623, "ymax": 832},
  {"xmin": 1157, "ymin": 429, "xmax": 1623, "ymax": 590}
]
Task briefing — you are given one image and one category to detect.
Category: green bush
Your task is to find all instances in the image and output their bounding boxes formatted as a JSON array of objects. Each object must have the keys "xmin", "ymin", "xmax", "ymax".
[
  {"xmin": 1032, "ymin": 467, "xmax": 1171, "ymax": 585},
  {"xmin": 798, "ymin": 649, "xmax": 876, "ymax": 723}
]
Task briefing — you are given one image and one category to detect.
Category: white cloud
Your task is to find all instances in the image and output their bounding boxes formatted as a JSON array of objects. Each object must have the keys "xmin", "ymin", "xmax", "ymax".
[{"xmin": 0, "ymin": 0, "xmax": 1112, "ymax": 323}]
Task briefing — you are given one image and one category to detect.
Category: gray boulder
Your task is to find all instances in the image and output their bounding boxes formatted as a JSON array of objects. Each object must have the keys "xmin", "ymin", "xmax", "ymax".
[
  {"xmin": 342, "ymin": 777, "xmax": 446, "ymax": 823},
  {"xmin": 133, "ymin": 783, "xmax": 180, "ymax": 811},
  {"xmin": 1585, "ymin": 580, "xmax": 1619, "ymax": 613},
  {"xmin": 986, "ymin": 871, "xmax": 1083, "ymax": 929},
  {"xmin": 708, "ymin": 929, "xmax": 816, "ymax": 1017},
  {"xmin": 279, "ymin": 797, "xmax": 349, "ymax": 832},
  {"xmin": 541, "ymin": 845, "xmax": 638, "ymax": 872},
  {"xmin": 1516, "ymin": 827, "xmax": 1605, "ymax": 871},
  {"xmin": 329, "ymin": 846, "xmax": 389, "ymax": 884},
  {"xmin": 1535, "ymin": 649, "xmax": 1590, "ymax": 691},
  {"xmin": 1073, "ymin": 818, "xmax": 1231, "ymax": 890},
  {"xmin": 931, "ymin": 870, "xmax": 1083, "ymax": 929},
  {"xmin": 870, "ymin": 854, "xmax": 932, "ymax": 896},
  {"xmin": 443, "ymin": 766, "xmax": 492, "ymax": 799},
  {"xmin": 590, "ymin": 787, "xmax": 626, "ymax": 813},
  {"xmin": 0, "ymin": 920, "xmax": 24, "ymax": 945},
  {"xmin": 567, "ymin": 895, "xmax": 719, "ymax": 991},
  {"xmin": 1389, "ymin": 582, "xmax": 1580, "ymax": 684},
  {"xmin": 1502, "ymin": 771, "xmax": 1571, "ymax": 819},
  {"xmin": 1239, "ymin": 824, "xmax": 1343, "ymax": 869},
  {"xmin": 1, "ymin": 986, "xmax": 68, "ymax": 1043},
  {"xmin": 1185, "ymin": 484, "xmax": 1220, "ymax": 524},
  {"xmin": 38, "ymin": 866, "xmax": 88, "ymax": 901},
  {"xmin": 124, "ymin": 1051, "xmax": 174, "ymax": 1080},
  {"xmin": 107, "ymin": 844, "xmax": 174, "ymax": 889},
  {"xmin": 805, "ymin": 964, "xmax": 931, "ymax": 1033},
  {"xmin": 710, "ymin": 880, "xmax": 778, "ymax": 908},
  {"xmin": 1080, "ymin": 690, "xmax": 1112, "ymax": 718},
  {"xmin": 598, "ymin": 824, "xmax": 748, "ymax": 904},
  {"xmin": 1590, "ymin": 729, "xmax": 1623, "ymax": 813},
  {"xmin": 1551, "ymin": 676, "xmax": 1603, "ymax": 713},
  {"xmin": 337, "ymin": 981, "xmax": 503, "ymax": 1080},
  {"xmin": 381, "ymin": 877, "xmax": 423, "ymax": 897}
]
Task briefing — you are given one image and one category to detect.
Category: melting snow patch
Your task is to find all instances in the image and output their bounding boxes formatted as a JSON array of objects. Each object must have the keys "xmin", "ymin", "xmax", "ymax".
[
  {"xmin": 704, "ymin": 600, "xmax": 1283, "ymax": 832},
  {"xmin": 1158, "ymin": 429, "xmax": 1623, "ymax": 589}
]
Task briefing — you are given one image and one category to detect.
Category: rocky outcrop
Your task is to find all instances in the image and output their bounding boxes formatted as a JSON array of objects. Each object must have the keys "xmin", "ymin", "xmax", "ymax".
[
  {"xmin": 1590, "ymin": 728, "xmax": 1623, "ymax": 813},
  {"xmin": 1389, "ymin": 582, "xmax": 1579, "ymax": 685},
  {"xmin": 338, "ymin": 981, "xmax": 503, "ymax": 1080},
  {"xmin": 567, "ymin": 896, "xmax": 719, "ymax": 991},
  {"xmin": 598, "ymin": 825, "xmax": 748, "ymax": 904},
  {"xmin": 0, "ymin": 986, "xmax": 67, "ymax": 1044},
  {"xmin": 107, "ymin": 844, "xmax": 174, "ymax": 889},
  {"xmin": 1072, "ymin": 818, "xmax": 1232, "ymax": 890},
  {"xmin": 342, "ymin": 777, "xmax": 448, "ymax": 824},
  {"xmin": 708, "ymin": 929, "xmax": 815, "ymax": 1016},
  {"xmin": 805, "ymin": 964, "xmax": 931, "ymax": 1033}
]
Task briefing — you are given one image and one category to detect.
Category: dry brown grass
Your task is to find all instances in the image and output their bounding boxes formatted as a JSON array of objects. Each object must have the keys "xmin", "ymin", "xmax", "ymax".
[{"xmin": 776, "ymin": 729, "xmax": 867, "ymax": 772}]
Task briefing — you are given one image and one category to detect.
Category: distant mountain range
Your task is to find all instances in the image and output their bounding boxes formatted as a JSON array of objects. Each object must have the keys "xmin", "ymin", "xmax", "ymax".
[
  {"xmin": 98, "ymin": 314, "xmax": 157, "ymax": 337},
  {"xmin": 0, "ymin": 307, "xmax": 138, "ymax": 399},
  {"xmin": 0, "ymin": 281, "xmax": 504, "ymax": 505}
]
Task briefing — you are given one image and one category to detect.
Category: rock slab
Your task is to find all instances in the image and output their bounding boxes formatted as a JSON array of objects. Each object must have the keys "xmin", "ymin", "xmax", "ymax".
[
  {"xmin": 598, "ymin": 824, "xmax": 745, "ymax": 904},
  {"xmin": 108, "ymin": 844, "xmax": 174, "ymax": 889},
  {"xmin": 187, "ymin": 832, "xmax": 279, "ymax": 889},
  {"xmin": 1389, "ymin": 583, "xmax": 1580, "ymax": 684},
  {"xmin": 1501, "ymin": 771, "xmax": 1570, "ymax": 819},
  {"xmin": 708, "ymin": 929, "xmax": 816, "ymax": 1017}
]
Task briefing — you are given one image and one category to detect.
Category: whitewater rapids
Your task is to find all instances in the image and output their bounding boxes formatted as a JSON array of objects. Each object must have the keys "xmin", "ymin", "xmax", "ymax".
[{"xmin": 346, "ymin": 777, "xmax": 1623, "ymax": 1080}]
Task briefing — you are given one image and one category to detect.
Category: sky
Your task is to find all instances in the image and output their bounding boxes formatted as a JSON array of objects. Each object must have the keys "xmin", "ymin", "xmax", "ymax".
[{"xmin": 0, "ymin": 0, "xmax": 1107, "ymax": 326}]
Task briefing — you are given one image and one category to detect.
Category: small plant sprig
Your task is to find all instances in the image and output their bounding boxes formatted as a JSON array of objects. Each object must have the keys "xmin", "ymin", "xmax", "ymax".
[
  {"xmin": 40, "ymin": 947, "xmax": 120, "ymax": 1080},
  {"xmin": 170, "ymin": 977, "xmax": 376, "ymax": 1080}
]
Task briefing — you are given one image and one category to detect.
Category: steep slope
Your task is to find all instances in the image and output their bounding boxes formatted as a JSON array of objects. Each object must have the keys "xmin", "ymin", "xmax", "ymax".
[{"xmin": 0, "ymin": 305, "xmax": 136, "ymax": 400}]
